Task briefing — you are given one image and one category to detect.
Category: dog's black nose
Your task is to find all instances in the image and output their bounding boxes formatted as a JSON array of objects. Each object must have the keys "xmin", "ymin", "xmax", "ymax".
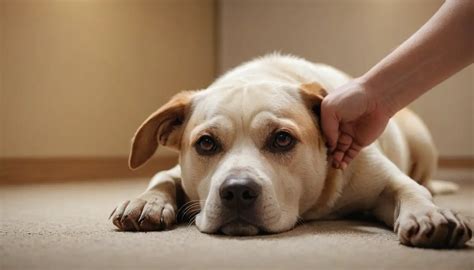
[{"xmin": 219, "ymin": 177, "xmax": 261, "ymax": 209}]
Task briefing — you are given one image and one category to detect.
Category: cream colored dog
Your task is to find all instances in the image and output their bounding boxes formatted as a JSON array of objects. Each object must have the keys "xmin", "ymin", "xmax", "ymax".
[{"xmin": 110, "ymin": 54, "xmax": 471, "ymax": 248}]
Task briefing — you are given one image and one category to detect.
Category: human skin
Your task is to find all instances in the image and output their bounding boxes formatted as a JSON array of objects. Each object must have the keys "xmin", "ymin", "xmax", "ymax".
[{"xmin": 321, "ymin": 0, "xmax": 474, "ymax": 169}]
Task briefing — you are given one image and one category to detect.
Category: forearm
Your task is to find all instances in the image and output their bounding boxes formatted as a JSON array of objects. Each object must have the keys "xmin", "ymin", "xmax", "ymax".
[{"xmin": 360, "ymin": 0, "xmax": 474, "ymax": 116}]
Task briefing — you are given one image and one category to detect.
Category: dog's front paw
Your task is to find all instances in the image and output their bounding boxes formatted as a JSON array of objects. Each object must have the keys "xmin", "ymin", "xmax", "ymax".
[
  {"xmin": 395, "ymin": 208, "xmax": 472, "ymax": 248},
  {"xmin": 109, "ymin": 193, "xmax": 176, "ymax": 231}
]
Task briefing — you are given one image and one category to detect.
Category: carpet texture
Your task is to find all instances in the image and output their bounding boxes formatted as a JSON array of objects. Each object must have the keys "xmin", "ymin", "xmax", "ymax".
[{"xmin": 1, "ymin": 178, "xmax": 473, "ymax": 270}]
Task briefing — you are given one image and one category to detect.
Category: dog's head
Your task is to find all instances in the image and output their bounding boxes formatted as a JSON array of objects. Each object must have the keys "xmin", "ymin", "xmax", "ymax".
[{"xmin": 129, "ymin": 82, "xmax": 329, "ymax": 235}]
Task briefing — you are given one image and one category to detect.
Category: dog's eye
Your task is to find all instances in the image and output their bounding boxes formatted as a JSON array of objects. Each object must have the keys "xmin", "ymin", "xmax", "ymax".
[
  {"xmin": 195, "ymin": 135, "xmax": 220, "ymax": 156},
  {"xmin": 269, "ymin": 131, "xmax": 296, "ymax": 152}
]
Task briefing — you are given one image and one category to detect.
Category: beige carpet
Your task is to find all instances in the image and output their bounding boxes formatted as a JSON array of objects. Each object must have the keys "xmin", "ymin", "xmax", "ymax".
[{"xmin": 1, "ymin": 178, "xmax": 473, "ymax": 270}]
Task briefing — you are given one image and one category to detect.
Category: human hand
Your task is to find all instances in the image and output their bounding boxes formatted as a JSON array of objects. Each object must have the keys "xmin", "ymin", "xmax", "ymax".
[{"xmin": 321, "ymin": 79, "xmax": 392, "ymax": 169}]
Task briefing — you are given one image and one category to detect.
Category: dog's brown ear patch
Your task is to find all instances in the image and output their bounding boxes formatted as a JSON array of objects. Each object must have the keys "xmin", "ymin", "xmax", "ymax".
[
  {"xmin": 129, "ymin": 91, "xmax": 194, "ymax": 170},
  {"xmin": 299, "ymin": 82, "xmax": 328, "ymax": 150},
  {"xmin": 299, "ymin": 82, "xmax": 328, "ymax": 118}
]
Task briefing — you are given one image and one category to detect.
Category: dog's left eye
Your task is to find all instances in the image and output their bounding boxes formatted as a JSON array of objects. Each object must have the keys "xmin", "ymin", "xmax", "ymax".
[{"xmin": 268, "ymin": 131, "xmax": 296, "ymax": 152}]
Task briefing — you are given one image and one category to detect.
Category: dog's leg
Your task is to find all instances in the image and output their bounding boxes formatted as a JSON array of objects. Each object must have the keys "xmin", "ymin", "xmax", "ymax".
[
  {"xmin": 373, "ymin": 169, "xmax": 472, "ymax": 248},
  {"xmin": 110, "ymin": 165, "xmax": 182, "ymax": 231}
]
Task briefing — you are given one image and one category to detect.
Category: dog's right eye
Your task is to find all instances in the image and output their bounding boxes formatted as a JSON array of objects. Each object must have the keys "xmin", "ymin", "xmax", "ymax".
[{"xmin": 195, "ymin": 135, "xmax": 220, "ymax": 156}]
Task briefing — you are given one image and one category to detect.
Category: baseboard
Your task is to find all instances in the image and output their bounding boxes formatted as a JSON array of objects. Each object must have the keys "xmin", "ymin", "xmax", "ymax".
[
  {"xmin": 0, "ymin": 156, "xmax": 178, "ymax": 184},
  {"xmin": 437, "ymin": 157, "xmax": 474, "ymax": 169},
  {"xmin": 0, "ymin": 156, "xmax": 472, "ymax": 185}
]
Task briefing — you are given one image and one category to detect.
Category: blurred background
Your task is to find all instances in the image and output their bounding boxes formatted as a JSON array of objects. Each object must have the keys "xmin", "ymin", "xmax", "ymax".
[{"xmin": 1, "ymin": 0, "xmax": 472, "ymax": 184}]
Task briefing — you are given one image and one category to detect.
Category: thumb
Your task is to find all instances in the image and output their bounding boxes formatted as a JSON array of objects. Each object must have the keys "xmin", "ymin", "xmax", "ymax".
[{"xmin": 321, "ymin": 98, "xmax": 340, "ymax": 151}]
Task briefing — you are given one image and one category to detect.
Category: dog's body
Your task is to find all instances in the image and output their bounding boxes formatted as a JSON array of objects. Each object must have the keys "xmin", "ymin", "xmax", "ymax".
[{"xmin": 111, "ymin": 54, "xmax": 471, "ymax": 248}]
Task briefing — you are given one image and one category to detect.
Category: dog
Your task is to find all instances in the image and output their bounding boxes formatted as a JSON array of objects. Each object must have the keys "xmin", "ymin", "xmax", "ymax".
[{"xmin": 110, "ymin": 54, "xmax": 472, "ymax": 248}]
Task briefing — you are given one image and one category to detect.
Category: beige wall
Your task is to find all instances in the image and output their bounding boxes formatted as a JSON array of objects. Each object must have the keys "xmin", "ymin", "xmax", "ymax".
[
  {"xmin": 2, "ymin": 0, "xmax": 472, "ymax": 160},
  {"xmin": 1, "ymin": 0, "xmax": 215, "ymax": 158},
  {"xmin": 0, "ymin": 1, "xmax": 4, "ymax": 157},
  {"xmin": 218, "ymin": 0, "xmax": 473, "ymax": 157}
]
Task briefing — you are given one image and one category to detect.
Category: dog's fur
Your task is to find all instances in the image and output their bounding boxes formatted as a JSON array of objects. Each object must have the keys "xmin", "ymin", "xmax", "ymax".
[{"xmin": 110, "ymin": 54, "xmax": 471, "ymax": 248}]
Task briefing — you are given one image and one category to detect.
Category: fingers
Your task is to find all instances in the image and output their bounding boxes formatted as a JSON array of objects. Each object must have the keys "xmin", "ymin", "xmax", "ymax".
[
  {"xmin": 321, "ymin": 99, "xmax": 340, "ymax": 151},
  {"xmin": 321, "ymin": 95, "xmax": 357, "ymax": 168},
  {"xmin": 330, "ymin": 132, "xmax": 362, "ymax": 170},
  {"xmin": 321, "ymin": 94, "xmax": 368, "ymax": 169},
  {"xmin": 331, "ymin": 133, "xmax": 352, "ymax": 165},
  {"xmin": 334, "ymin": 133, "xmax": 353, "ymax": 154}
]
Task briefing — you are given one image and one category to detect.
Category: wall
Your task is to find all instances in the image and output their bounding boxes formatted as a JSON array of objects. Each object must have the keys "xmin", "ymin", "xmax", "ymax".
[
  {"xmin": 218, "ymin": 0, "xmax": 473, "ymax": 157},
  {"xmin": 1, "ymin": 0, "xmax": 216, "ymax": 158},
  {"xmin": 0, "ymin": 1, "xmax": 4, "ymax": 157},
  {"xmin": 1, "ymin": 0, "xmax": 471, "ymax": 182}
]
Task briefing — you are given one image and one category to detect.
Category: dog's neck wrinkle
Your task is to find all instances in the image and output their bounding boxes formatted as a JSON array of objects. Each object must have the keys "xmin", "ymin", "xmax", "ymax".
[{"xmin": 304, "ymin": 165, "xmax": 346, "ymax": 219}]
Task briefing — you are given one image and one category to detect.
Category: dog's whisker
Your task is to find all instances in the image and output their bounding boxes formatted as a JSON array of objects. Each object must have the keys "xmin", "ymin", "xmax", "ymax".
[
  {"xmin": 178, "ymin": 202, "xmax": 202, "ymax": 223},
  {"xmin": 177, "ymin": 200, "xmax": 203, "ymax": 214},
  {"xmin": 178, "ymin": 201, "xmax": 203, "ymax": 220},
  {"xmin": 186, "ymin": 212, "xmax": 199, "ymax": 226},
  {"xmin": 179, "ymin": 200, "xmax": 203, "ymax": 208},
  {"xmin": 180, "ymin": 204, "xmax": 201, "ymax": 216}
]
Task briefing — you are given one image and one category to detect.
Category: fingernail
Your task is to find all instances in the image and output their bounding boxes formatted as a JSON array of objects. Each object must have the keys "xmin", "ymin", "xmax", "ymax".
[{"xmin": 341, "ymin": 162, "xmax": 347, "ymax": 170}]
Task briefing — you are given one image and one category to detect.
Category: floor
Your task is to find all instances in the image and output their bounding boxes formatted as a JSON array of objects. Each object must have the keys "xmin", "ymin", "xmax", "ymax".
[{"xmin": 1, "ymin": 176, "xmax": 473, "ymax": 270}]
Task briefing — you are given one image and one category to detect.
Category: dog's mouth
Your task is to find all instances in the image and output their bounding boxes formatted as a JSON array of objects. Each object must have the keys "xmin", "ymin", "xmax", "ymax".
[{"xmin": 220, "ymin": 218, "xmax": 260, "ymax": 236}]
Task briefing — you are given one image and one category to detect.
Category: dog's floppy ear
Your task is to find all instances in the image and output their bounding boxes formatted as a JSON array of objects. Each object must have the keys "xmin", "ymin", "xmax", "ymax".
[
  {"xmin": 299, "ymin": 82, "xmax": 328, "ymax": 119},
  {"xmin": 129, "ymin": 91, "xmax": 194, "ymax": 169}
]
